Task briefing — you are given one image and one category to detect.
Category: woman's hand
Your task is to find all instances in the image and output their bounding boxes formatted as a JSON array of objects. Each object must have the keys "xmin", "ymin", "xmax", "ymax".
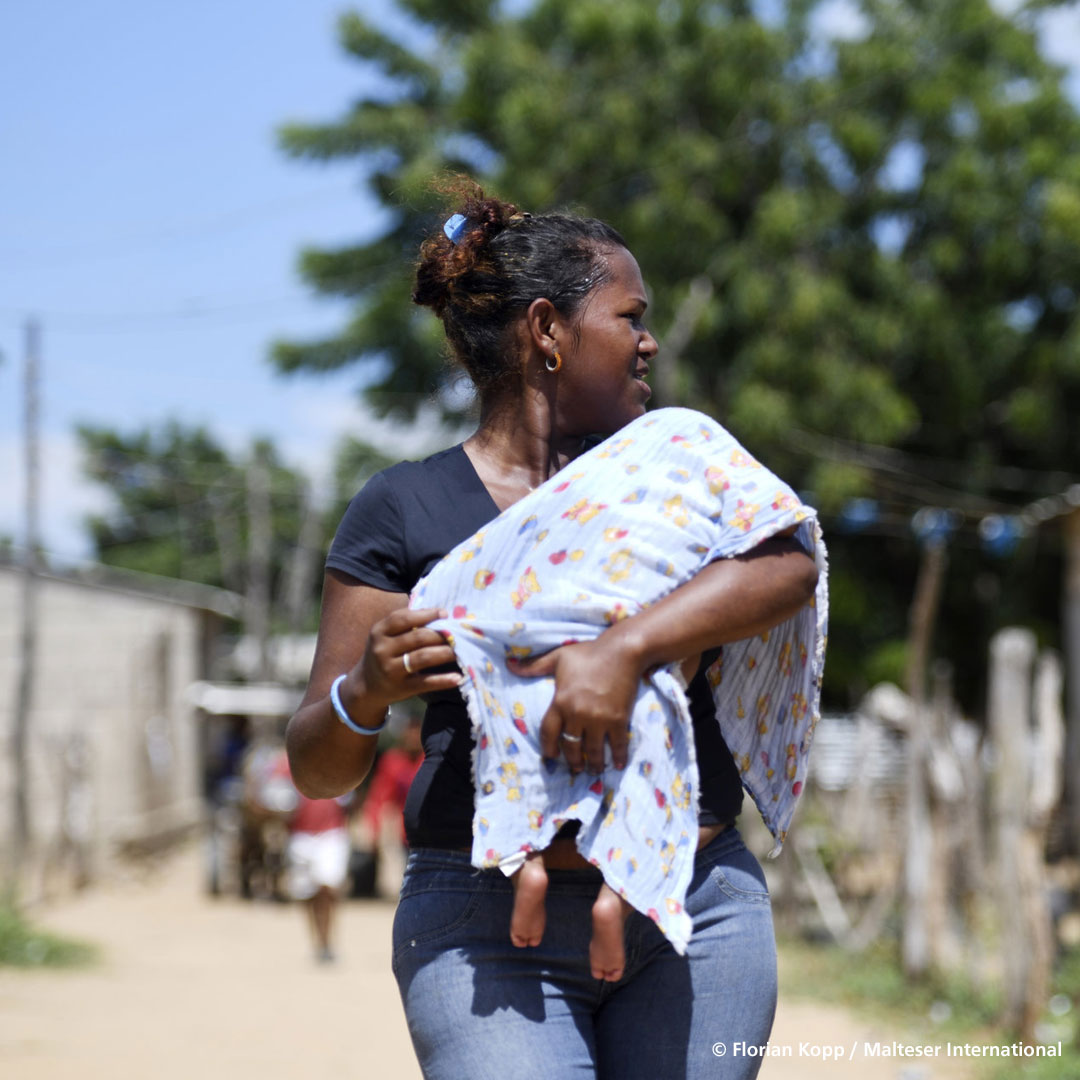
[
  {"xmin": 288, "ymin": 577, "xmax": 461, "ymax": 800},
  {"xmin": 506, "ymin": 535, "xmax": 818, "ymax": 777},
  {"xmin": 509, "ymin": 638, "xmax": 642, "ymax": 774},
  {"xmin": 346, "ymin": 606, "xmax": 463, "ymax": 709}
]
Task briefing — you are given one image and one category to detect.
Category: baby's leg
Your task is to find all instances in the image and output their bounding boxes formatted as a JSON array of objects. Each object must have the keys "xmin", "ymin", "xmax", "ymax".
[
  {"xmin": 510, "ymin": 851, "xmax": 548, "ymax": 947},
  {"xmin": 590, "ymin": 882, "xmax": 632, "ymax": 982}
]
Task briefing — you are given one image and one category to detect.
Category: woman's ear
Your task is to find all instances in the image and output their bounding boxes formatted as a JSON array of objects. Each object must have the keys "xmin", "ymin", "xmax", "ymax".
[{"xmin": 525, "ymin": 297, "xmax": 560, "ymax": 356}]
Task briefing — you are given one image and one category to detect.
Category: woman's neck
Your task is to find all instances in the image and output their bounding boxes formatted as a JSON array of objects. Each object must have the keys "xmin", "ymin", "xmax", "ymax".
[{"xmin": 463, "ymin": 391, "xmax": 582, "ymax": 508}]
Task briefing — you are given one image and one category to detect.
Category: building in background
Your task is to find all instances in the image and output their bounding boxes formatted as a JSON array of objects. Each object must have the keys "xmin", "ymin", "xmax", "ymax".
[{"xmin": 0, "ymin": 559, "xmax": 241, "ymax": 895}]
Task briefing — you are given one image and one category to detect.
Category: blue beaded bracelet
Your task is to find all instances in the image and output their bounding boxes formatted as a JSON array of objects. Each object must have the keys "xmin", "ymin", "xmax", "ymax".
[{"xmin": 329, "ymin": 674, "xmax": 388, "ymax": 736}]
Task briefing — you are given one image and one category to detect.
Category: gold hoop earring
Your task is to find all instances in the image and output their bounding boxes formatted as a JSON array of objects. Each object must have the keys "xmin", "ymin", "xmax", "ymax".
[{"xmin": 545, "ymin": 349, "xmax": 562, "ymax": 374}]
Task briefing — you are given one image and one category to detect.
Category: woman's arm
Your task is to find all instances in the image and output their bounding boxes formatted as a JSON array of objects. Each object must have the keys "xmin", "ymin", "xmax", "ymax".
[
  {"xmin": 512, "ymin": 534, "xmax": 820, "ymax": 774},
  {"xmin": 285, "ymin": 569, "xmax": 461, "ymax": 799}
]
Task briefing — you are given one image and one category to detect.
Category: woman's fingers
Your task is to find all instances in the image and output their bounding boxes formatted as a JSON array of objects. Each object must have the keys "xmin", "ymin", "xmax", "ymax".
[
  {"xmin": 415, "ymin": 669, "xmax": 467, "ymax": 692},
  {"xmin": 538, "ymin": 703, "xmax": 564, "ymax": 760},
  {"xmin": 607, "ymin": 724, "xmax": 629, "ymax": 772},
  {"xmin": 363, "ymin": 607, "xmax": 462, "ymax": 696},
  {"xmin": 507, "ymin": 649, "xmax": 561, "ymax": 678},
  {"xmin": 389, "ymin": 627, "xmax": 457, "ymax": 659},
  {"xmin": 396, "ymin": 644, "xmax": 459, "ymax": 676},
  {"xmin": 528, "ymin": 643, "xmax": 635, "ymax": 772},
  {"xmin": 582, "ymin": 725, "xmax": 607, "ymax": 775},
  {"xmin": 379, "ymin": 606, "xmax": 448, "ymax": 635},
  {"xmin": 372, "ymin": 609, "xmax": 455, "ymax": 669},
  {"xmin": 539, "ymin": 702, "xmax": 586, "ymax": 772}
]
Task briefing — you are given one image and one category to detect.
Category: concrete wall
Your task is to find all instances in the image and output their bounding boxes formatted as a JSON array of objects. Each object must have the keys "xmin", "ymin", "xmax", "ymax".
[{"xmin": 0, "ymin": 568, "xmax": 211, "ymax": 888}]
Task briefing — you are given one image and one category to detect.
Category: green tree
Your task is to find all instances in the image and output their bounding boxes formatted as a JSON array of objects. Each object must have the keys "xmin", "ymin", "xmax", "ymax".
[
  {"xmin": 274, "ymin": 0, "xmax": 1080, "ymax": 709},
  {"xmin": 328, "ymin": 434, "xmax": 397, "ymax": 532},
  {"xmin": 78, "ymin": 422, "xmax": 303, "ymax": 598},
  {"xmin": 79, "ymin": 422, "xmax": 400, "ymax": 633}
]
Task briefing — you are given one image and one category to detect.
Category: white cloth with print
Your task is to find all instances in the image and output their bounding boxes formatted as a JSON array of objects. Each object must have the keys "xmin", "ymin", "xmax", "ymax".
[{"xmin": 410, "ymin": 408, "xmax": 828, "ymax": 952}]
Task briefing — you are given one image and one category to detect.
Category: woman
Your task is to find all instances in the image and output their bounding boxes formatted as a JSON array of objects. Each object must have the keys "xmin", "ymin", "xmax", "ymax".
[{"xmin": 286, "ymin": 185, "xmax": 821, "ymax": 1079}]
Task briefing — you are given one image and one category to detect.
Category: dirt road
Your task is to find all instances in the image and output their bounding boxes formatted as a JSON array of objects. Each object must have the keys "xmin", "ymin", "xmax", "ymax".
[{"xmin": 0, "ymin": 846, "xmax": 975, "ymax": 1079}]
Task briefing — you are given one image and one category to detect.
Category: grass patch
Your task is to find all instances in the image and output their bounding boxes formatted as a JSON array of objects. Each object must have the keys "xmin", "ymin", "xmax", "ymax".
[
  {"xmin": 779, "ymin": 935, "xmax": 1000, "ymax": 1033},
  {"xmin": 986, "ymin": 1054, "xmax": 1079, "ymax": 1080},
  {"xmin": 779, "ymin": 936, "xmax": 1079, "ymax": 1078},
  {"xmin": 0, "ymin": 904, "xmax": 99, "ymax": 969},
  {"xmin": 982, "ymin": 948, "xmax": 1079, "ymax": 1080}
]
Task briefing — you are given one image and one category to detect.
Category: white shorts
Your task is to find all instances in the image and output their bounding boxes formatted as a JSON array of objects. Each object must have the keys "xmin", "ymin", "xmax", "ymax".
[{"xmin": 286, "ymin": 828, "xmax": 350, "ymax": 900}]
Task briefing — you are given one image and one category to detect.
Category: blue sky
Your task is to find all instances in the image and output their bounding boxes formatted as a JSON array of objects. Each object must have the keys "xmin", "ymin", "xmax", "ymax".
[
  {"xmin": 2, "ymin": 1, "xmax": 1078, "ymax": 564},
  {"xmin": 0, "ymin": 0, "xmax": 438, "ymax": 562}
]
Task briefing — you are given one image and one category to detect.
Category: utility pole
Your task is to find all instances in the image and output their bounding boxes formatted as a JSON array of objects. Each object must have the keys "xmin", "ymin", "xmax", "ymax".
[
  {"xmin": 279, "ymin": 477, "xmax": 323, "ymax": 637},
  {"xmin": 8, "ymin": 318, "xmax": 41, "ymax": 898},
  {"xmin": 246, "ymin": 440, "xmax": 273, "ymax": 681}
]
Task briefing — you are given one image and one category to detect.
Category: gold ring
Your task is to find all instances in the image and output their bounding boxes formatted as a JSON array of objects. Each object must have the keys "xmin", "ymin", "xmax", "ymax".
[{"xmin": 402, "ymin": 652, "xmax": 414, "ymax": 675}]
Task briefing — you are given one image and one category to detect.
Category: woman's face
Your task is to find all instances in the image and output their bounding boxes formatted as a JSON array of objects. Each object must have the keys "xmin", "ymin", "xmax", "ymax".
[{"xmin": 557, "ymin": 246, "xmax": 658, "ymax": 436}]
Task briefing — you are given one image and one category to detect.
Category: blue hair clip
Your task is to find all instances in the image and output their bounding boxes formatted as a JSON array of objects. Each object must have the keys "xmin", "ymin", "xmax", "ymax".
[{"xmin": 443, "ymin": 213, "xmax": 468, "ymax": 244}]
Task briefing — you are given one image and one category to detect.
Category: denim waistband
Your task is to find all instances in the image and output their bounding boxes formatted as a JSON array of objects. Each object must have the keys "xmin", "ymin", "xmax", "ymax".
[{"xmin": 403, "ymin": 825, "xmax": 745, "ymax": 884}]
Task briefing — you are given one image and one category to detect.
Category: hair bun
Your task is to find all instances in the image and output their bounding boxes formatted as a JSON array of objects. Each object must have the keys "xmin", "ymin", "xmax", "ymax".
[
  {"xmin": 412, "ymin": 177, "xmax": 522, "ymax": 313},
  {"xmin": 412, "ymin": 175, "xmax": 625, "ymax": 403}
]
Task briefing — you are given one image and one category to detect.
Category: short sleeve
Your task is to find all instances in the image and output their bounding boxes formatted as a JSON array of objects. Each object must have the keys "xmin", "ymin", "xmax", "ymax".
[
  {"xmin": 325, "ymin": 470, "xmax": 409, "ymax": 592},
  {"xmin": 697, "ymin": 425, "xmax": 814, "ymax": 563}
]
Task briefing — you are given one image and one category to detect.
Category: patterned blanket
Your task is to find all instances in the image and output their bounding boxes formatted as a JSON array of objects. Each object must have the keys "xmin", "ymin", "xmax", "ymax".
[{"xmin": 410, "ymin": 408, "xmax": 828, "ymax": 952}]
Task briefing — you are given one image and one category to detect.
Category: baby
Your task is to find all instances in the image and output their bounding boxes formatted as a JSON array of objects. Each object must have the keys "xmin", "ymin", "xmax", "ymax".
[
  {"xmin": 410, "ymin": 407, "xmax": 827, "ymax": 966},
  {"xmin": 508, "ymin": 651, "xmax": 705, "ymax": 982}
]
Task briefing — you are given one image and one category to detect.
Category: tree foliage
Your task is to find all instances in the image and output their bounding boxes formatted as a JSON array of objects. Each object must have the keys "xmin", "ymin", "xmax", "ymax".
[
  {"xmin": 329, "ymin": 434, "xmax": 397, "ymax": 530},
  {"xmin": 78, "ymin": 423, "xmax": 307, "ymax": 598},
  {"xmin": 275, "ymin": 0, "xmax": 1080, "ymax": 707},
  {"xmin": 78, "ymin": 422, "xmax": 398, "ymax": 631}
]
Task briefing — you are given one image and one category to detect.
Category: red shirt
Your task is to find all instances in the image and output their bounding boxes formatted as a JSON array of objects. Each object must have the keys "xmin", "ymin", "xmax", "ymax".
[
  {"xmin": 272, "ymin": 753, "xmax": 348, "ymax": 835},
  {"xmin": 362, "ymin": 749, "xmax": 422, "ymax": 845}
]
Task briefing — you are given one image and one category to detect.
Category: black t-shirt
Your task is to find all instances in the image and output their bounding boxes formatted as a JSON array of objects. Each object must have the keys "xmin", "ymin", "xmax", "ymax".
[{"xmin": 326, "ymin": 443, "xmax": 744, "ymax": 848}]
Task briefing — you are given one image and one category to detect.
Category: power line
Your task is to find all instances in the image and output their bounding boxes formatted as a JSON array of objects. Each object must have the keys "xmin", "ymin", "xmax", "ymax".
[
  {"xmin": 0, "ymin": 292, "xmax": 340, "ymax": 333},
  {"xmin": 790, "ymin": 426, "xmax": 1078, "ymax": 493},
  {"xmin": 5, "ymin": 184, "xmax": 366, "ymax": 270},
  {"xmin": 787, "ymin": 427, "xmax": 1077, "ymax": 517}
]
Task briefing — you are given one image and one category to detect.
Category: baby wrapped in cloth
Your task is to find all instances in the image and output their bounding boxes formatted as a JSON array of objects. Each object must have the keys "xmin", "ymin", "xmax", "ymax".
[{"xmin": 410, "ymin": 407, "xmax": 828, "ymax": 952}]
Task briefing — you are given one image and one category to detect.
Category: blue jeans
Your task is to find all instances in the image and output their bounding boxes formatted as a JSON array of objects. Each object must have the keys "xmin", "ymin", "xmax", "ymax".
[{"xmin": 392, "ymin": 828, "xmax": 777, "ymax": 1079}]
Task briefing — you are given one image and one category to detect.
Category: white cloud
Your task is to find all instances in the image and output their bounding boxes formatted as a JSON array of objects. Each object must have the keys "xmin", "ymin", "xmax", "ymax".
[
  {"xmin": 235, "ymin": 382, "xmax": 472, "ymax": 504},
  {"xmin": 0, "ymin": 382, "xmax": 474, "ymax": 567},
  {"xmin": 0, "ymin": 429, "xmax": 110, "ymax": 564}
]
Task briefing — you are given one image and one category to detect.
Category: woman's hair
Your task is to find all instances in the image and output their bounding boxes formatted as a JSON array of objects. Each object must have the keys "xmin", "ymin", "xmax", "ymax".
[{"xmin": 412, "ymin": 179, "xmax": 626, "ymax": 400}]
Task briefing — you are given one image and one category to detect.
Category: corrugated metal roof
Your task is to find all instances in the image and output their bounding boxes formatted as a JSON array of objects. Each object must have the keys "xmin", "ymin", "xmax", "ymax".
[
  {"xmin": 809, "ymin": 713, "xmax": 906, "ymax": 792},
  {"xmin": 0, "ymin": 558, "xmax": 243, "ymax": 618},
  {"xmin": 185, "ymin": 681, "xmax": 303, "ymax": 717}
]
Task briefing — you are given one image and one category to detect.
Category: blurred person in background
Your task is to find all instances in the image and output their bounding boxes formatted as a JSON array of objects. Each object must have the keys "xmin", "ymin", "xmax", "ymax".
[
  {"xmin": 360, "ymin": 714, "xmax": 423, "ymax": 853},
  {"xmin": 270, "ymin": 750, "xmax": 352, "ymax": 964}
]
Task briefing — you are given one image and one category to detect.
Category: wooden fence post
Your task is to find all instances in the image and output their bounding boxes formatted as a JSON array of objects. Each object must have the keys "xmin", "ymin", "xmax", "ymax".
[
  {"xmin": 1019, "ymin": 651, "xmax": 1065, "ymax": 1041},
  {"xmin": 902, "ymin": 538, "xmax": 947, "ymax": 978},
  {"xmin": 927, "ymin": 661, "xmax": 966, "ymax": 974},
  {"xmin": 988, "ymin": 629, "xmax": 1063, "ymax": 1041},
  {"xmin": 989, "ymin": 628, "xmax": 1036, "ymax": 1032},
  {"xmin": 1063, "ymin": 508, "xmax": 1080, "ymax": 855}
]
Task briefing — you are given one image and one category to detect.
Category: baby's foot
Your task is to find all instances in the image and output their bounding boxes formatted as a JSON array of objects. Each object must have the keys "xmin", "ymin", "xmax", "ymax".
[
  {"xmin": 590, "ymin": 884, "xmax": 630, "ymax": 981},
  {"xmin": 510, "ymin": 853, "xmax": 548, "ymax": 948}
]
